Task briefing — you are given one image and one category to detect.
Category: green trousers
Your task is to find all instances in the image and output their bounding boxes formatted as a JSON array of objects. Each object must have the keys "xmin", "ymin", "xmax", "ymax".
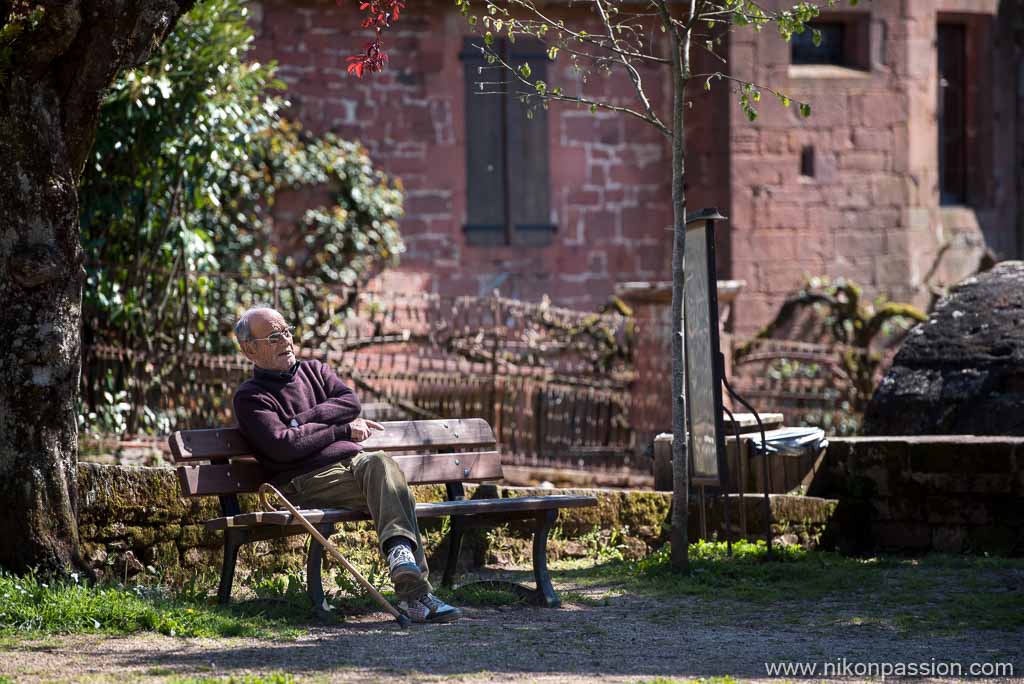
[{"xmin": 280, "ymin": 450, "xmax": 432, "ymax": 601}]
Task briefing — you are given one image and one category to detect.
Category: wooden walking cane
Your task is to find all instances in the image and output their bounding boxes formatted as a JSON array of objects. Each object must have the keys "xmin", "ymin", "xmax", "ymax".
[{"xmin": 258, "ymin": 483, "xmax": 412, "ymax": 628}]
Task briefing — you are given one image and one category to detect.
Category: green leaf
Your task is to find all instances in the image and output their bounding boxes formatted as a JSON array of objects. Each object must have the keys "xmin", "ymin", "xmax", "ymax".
[
  {"xmin": 519, "ymin": 62, "xmax": 532, "ymax": 79},
  {"xmin": 799, "ymin": 103, "xmax": 812, "ymax": 118}
]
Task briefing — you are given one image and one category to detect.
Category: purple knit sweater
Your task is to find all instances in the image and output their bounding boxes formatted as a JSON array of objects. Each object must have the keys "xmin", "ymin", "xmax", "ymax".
[{"xmin": 233, "ymin": 359, "xmax": 362, "ymax": 485}]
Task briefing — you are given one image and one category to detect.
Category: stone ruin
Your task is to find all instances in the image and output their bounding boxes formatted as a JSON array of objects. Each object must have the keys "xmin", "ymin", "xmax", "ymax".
[{"xmin": 864, "ymin": 261, "xmax": 1024, "ymax": 435}]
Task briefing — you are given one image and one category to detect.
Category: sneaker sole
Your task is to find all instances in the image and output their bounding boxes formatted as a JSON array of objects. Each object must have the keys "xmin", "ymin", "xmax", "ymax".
[
  {"xmin": 403, "ymin": 608, "xmax": 463, "ymax": 624},
  {"xmin": 425, "ymin": 608, "xmax": 462, "ymax": 623},
  {"xmin": 390, "ymin": 564, "xmax": 424, "ymax": 584}
]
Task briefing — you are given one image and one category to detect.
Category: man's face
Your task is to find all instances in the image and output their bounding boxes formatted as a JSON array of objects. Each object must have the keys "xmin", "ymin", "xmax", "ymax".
[{"xmin": 239, "ymin": 309, "xmax": 296, "ymax": 371}]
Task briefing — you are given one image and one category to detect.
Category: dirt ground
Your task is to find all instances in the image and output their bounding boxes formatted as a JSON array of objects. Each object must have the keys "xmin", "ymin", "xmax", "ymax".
[{"xmin": 2, "ymin": 566, "xmax": 1022, "ymax": 684}]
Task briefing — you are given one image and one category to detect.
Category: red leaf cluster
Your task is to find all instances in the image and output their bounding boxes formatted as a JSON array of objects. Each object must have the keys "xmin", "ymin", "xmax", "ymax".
[{"xmin": 345, "ymin": 0, "xmax": 405, "ymax": 78}]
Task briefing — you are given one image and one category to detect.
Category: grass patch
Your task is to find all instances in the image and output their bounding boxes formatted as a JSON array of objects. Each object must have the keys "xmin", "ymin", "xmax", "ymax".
[
  {"xmin": 0, "ymin": 571, "xmax": 315, "ymax": 639},
  {"xmin": 167, "ymin": 675, "xmax": 297, "ymax": 684},
  {"xmin": 440, "ymin": 583, "xmax": 525, "ymax": 607},
  {"xmin": 635, "ymin": 678, "xmax": 744, "ymax": 684}
]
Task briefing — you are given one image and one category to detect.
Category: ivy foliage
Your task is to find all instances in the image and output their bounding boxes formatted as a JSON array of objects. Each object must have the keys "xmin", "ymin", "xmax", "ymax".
[{"xmin": 78, "ymin": 0, "xmax": 404, "ymax": 433}]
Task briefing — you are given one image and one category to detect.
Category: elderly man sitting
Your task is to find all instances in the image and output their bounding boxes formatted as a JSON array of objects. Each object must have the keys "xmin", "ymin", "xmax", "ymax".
[{"xmin": 232, "ymin": 306, "xmax": 461, "ymax": 623}]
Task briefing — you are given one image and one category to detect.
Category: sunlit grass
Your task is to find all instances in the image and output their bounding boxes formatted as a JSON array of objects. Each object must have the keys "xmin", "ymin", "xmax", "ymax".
[{"xmin": 0, "ymin": 571, "xmax": 311, "ymax": 639}]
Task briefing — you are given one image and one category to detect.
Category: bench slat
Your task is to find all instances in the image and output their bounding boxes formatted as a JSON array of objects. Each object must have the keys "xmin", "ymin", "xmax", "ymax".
[
  {"xmin": 169, "ymin": 418, "xmax": 496, "ymax": 463},
  {"xmin": 177, "ymin": 450, "xmax": 504, "ymax": 497},
  {"xmin": 205, "ymin": 495, "xmax": 599, "ymax": 530}
]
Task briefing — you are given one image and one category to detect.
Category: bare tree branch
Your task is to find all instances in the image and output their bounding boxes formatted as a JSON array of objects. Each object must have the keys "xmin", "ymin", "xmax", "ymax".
[{"xmin": 592, "ymin": 0, "xmax": 666, "ymax": 133}]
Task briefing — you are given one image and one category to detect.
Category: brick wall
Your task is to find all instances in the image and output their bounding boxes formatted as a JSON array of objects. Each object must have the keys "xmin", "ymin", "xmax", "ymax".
[
  {"xmin": 810, "ymin": 436, "xmax": 1024, "ymax": 554},
  {"xmin": 728, "ymin": 0, "xmax": 1015, "ymax": 335},
  {"xmin": 249, "ymin": 0, "xmax": 711, "ymax": 310},
  {"xmin": 249, "ymin": 0, "xmax": 1017, "ymax": 336}
]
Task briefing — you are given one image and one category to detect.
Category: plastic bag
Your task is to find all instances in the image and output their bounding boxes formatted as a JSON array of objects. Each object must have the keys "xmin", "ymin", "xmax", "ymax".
[{"xmin": 750, "ymin": 426, "xmax": 828, "ymax": 457}]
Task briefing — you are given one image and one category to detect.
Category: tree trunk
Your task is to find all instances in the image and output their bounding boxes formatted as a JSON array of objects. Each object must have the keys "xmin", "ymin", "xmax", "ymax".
[
  {"xmin": 668, "ymin": 15, "xmax": 691, "ymax": 572},
  {"xmin": 0, "ymin": 0, "xmax": 193, "ymax": 575}
]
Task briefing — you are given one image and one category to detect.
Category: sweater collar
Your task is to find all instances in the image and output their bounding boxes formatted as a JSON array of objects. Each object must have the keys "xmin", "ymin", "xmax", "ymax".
[{"xmin": 254, "ymin": 362, "xmax": 300, "ymax": 382}]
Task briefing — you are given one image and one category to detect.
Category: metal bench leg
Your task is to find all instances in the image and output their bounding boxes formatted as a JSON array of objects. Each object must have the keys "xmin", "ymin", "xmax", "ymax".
[
  {"xmin": 218, "ymin": 530, "xmax": 243, "ymax": 605},
  {"xmin": 306, "ymin": 523, "xmax": 335, "ymax": 614},
  {"xmin": 441, "ymin": 520, "xmax": 464, "ymax": 588},
  {"xmin": 532, "ymin": 509, "xmax": 560, "ymax": 608}
]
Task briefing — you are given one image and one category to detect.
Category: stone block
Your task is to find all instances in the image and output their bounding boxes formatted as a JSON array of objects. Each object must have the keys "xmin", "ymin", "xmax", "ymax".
[
  {"xmin": 875, "ymin": 255, "xmax": 912, "ymax": 288},
  {"xmin": 923, "ymin": 496, "xmax": 970, "ymax": 524},
  {"xmin": 968, "ymin": 526, "xmax": 1019, "ymax": 555},
  {"xmin": 909, "ymin": 442, "xmax": 1013, "ymax": 474},
  {"xmin": 871, "ymin": 176, "xmax": 910, "ymax": 207},
  {"xmin": 909, "ymin": 472, "xmax": 1014, "ymax": 495},
  {"xmin": 875, "ymin": 522, "xmax": 932, "ymax": 550},
  {"xmin": 931, "ymin": 526, "xmax": 967, "ymax": 553},
  {"xmin": 838, "ymin": 151, "xmax": 890, "ymax": 173},
  {"xmin": 990, "ymin": 497, "xmax": 1024, "ymax": 526},
  {"xmin": 852, "ymin": 209, "xmax": 902, "ymax": 231},
  {"xmin": 836, "ymin": 230, "xmax": 885, "ymax": 259},
  {"xmin": 125, "ymin": 526, "xmax": 158, "ymax": 549},
  {"xmin": 852, "ymin": 128, "xmax": 895, "ymax": 151},
  {"xmin": 731, "ymin": 155, "xmax": 785, "ymax": 186},
  {"xmin": 852, "ymin": 92, "xmax": 909, "ymax": 128}
]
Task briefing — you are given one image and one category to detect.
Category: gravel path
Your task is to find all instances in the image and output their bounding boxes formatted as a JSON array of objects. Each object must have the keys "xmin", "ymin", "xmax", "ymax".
[{"xmin": 2, "ymin": 572, "xmax": 1021, "ymax": 683}]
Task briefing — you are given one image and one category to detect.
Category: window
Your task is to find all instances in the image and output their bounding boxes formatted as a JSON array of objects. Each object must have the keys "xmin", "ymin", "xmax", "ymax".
[
  {"xmin": 792, "ymin": 22, "xmax": 845, "ymax": 65},
  {"xmin": 789, "ymin": 16, "xmax": 870, "ymax": 71},
  {"xmin": 800, "ymin": 146, "xmax": 815, "ymax": 178},
  {"xmin": 937, "ymin": 23, "xmax": 967, "ymax": 204},
  {"xmin": 460, "ymin": 37, "xmax": 554, "ymax": 247}
]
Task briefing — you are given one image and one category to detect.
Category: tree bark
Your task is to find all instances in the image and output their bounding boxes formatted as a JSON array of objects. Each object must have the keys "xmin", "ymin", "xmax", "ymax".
[
  {"xmin": 0, "ymin": 0, "xmax": 193, "ymax": 575},
  {"xmin": 664, "ymin": 4, "xmax": 691, "ymax": 572}
]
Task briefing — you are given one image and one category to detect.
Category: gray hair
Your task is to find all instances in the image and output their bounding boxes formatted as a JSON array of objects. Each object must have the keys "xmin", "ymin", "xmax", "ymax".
[{"xmin": 234, "ymin": 306, "xmax": 276, "ymax": 342}]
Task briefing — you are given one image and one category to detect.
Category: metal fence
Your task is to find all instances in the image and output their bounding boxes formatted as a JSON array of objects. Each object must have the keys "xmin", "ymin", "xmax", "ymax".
[
  {"xmin": 83, "ymin": 288, "xmax": 636, "ymax": 470},
  {"xmin": 728, "ymin": 337, "xmax": 894, "ymax": 436}
]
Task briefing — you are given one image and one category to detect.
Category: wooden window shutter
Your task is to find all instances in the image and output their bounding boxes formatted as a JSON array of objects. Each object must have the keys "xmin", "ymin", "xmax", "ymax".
[
  {"xmin": 506, "ymin": 38, "xmax": 554, "ymax": 247},
  {"xmin": 461, "ymin": 37, "xmax": 508, "ymax": 245}
]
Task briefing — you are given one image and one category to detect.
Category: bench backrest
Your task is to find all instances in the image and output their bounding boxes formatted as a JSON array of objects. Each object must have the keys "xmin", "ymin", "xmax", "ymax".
[{"xmin": 169, "ymin": 418, "xmax": 501, "ymax": 499}]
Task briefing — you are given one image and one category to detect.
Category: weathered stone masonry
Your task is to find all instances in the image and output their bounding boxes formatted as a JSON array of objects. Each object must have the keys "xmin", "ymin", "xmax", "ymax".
[
  {"xmin": 810, "ymin": 436, "xmax": 1024, "ymax": 555},
  {"xmin": 248, "ymin": 0, "xmax": 1020, "ymax": 337},
  {"xmin": 76, "ymin": 462, "xmax": 839, "ymax": 582}
]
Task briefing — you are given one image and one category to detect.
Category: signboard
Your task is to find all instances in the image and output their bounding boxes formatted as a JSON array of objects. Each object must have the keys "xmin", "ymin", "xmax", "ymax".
[{"xmin": 683, "ymin": 210, "xmax": 728, "ymax": 486}]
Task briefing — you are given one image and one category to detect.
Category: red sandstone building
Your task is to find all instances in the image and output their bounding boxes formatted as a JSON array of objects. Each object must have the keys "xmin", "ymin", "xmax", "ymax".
[{"xmin": 250, "ymin": 0, "xmax": 1023, "ymax": 335}]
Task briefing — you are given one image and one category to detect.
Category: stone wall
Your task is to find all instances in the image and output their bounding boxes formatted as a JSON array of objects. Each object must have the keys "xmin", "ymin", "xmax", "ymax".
[
  {"xmin": 76, "ymin": 463, "xmax": 837, "ymax": 583},
  {"xmin": 248, "ymin": 0, "xmax": 730, "ymax": 310},
  {"xmin": 244, "ymin": 0, "xmax": 1019, "ymax": 334},
  {"xmin": 79, "ymin": 433, "xmax": 1024, "ymax": 584},
  {"xmin": 727, "ymin": 0, "xmax": 1013, "ymax": 335},
  {"xmin": 808, "ymin": 436, "xmax": 1024, "ymax": 555}
]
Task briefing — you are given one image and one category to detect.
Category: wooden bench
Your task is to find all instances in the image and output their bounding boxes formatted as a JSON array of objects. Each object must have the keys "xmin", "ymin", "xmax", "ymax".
[{"xmin": 169, "ymin": 418, "xmax": 597, "ymax": 610}]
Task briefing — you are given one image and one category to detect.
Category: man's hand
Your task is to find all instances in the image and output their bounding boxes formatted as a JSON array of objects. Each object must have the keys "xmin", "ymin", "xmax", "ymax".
[{"xmin": 348, "ymin": 417, "xmax": 385, "ymax": 442}]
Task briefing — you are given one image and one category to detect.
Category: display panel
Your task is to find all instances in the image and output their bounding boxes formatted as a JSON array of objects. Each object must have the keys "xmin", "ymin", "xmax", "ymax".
[{"xmin": 683, "ymin": 214, "xmax": 727, "ymax": 486}]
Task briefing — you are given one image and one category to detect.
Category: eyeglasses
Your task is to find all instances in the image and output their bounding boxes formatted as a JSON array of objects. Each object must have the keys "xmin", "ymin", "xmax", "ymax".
[{"xmin": 249, "ymin": 327, "xmax": 293, "ymax": 345}]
